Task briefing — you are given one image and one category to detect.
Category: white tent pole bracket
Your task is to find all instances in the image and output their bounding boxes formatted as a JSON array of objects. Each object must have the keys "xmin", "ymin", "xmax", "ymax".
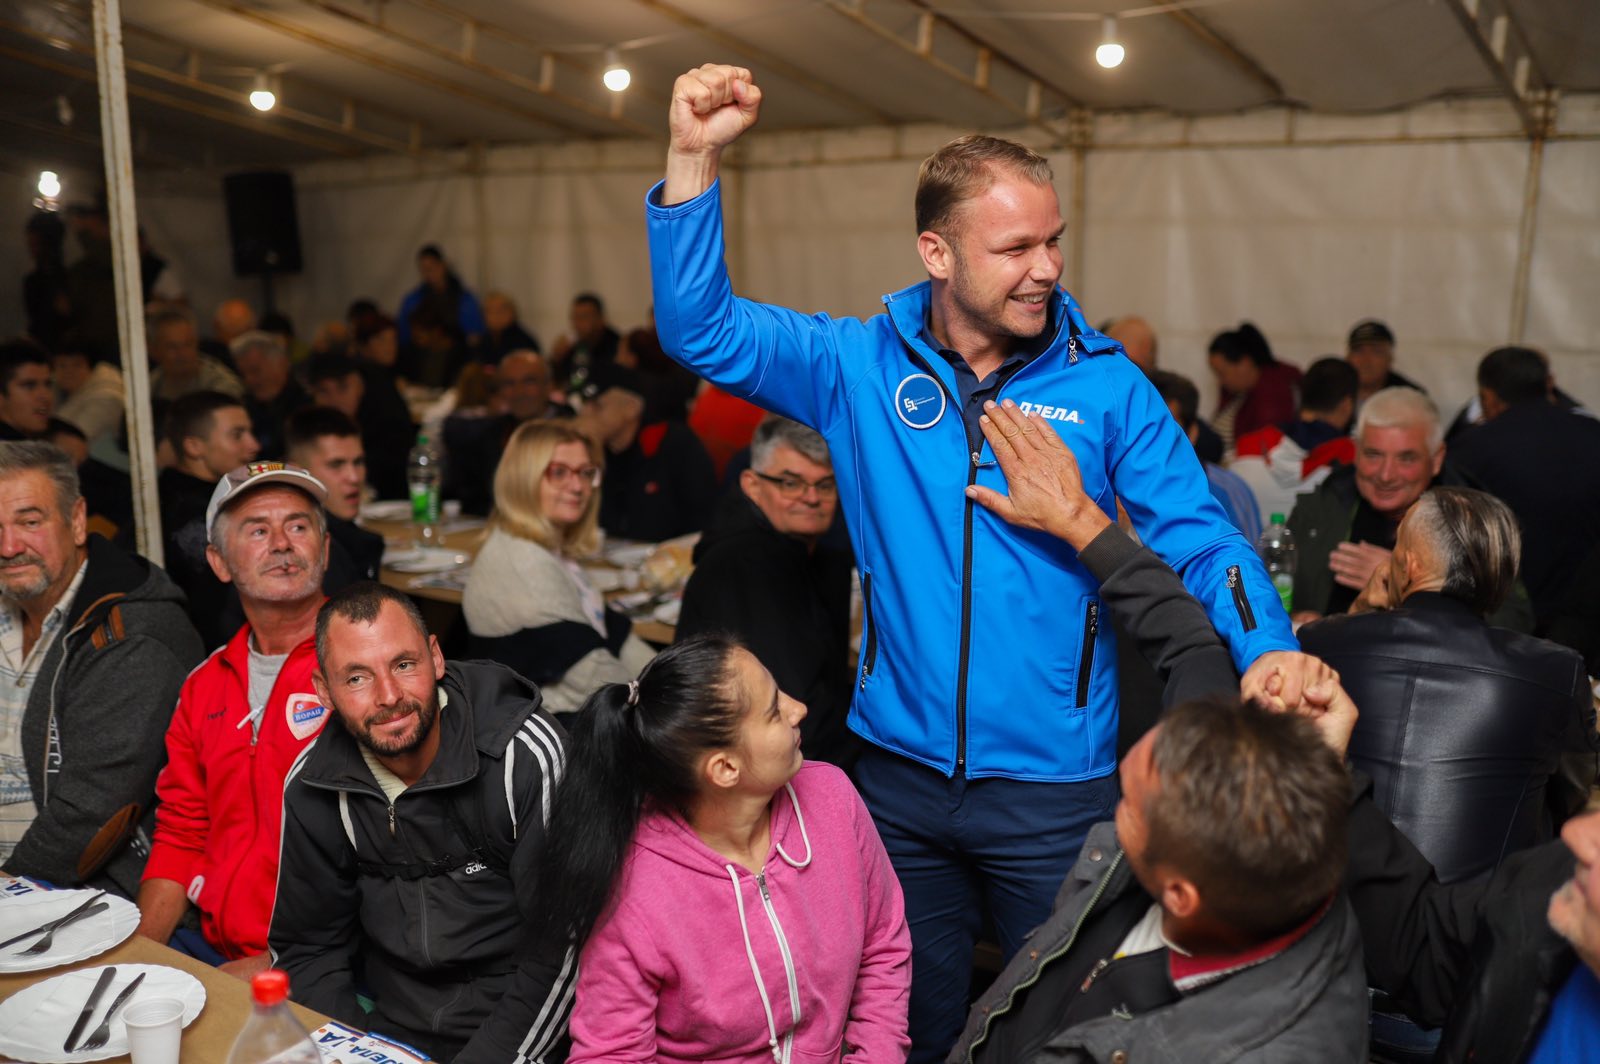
[
  {"xmin": 90, "ymin": 0, "xmax": 162, "ymax": 565},
  {"xmin": 1441, "ymin": 0, "xmax": 1552, "ymax": 138}
]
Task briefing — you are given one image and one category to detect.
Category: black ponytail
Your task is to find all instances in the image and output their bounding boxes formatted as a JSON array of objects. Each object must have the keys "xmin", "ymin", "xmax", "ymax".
[
  {"xmin": 1210, "ymin": 321, "xmax": 1277, "ymax": 367},
  {"xmin": 532, "ymin": 636, "xmax": 745, "ymax": 953}
]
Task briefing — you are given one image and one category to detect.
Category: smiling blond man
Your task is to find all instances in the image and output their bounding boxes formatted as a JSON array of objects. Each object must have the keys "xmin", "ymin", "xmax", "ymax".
[{"xmin": 647, "ymin": 63, "xmax": 1315, "ymax": 1058}]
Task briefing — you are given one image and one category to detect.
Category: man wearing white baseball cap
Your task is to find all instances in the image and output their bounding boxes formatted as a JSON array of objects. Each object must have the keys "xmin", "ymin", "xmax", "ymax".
[{"xmin": 136, "ymin": 461, "xmax": 333, "ymax": 981}]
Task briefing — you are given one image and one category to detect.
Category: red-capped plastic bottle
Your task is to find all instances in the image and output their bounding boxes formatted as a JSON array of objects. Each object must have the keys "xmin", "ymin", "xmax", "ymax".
[{"xmin": 223, "ymin": 969, "xmax": 320, "ymax": 1064}]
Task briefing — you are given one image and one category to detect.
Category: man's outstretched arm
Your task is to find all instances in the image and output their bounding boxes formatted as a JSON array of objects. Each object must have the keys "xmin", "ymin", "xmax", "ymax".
[{"xmin": 966, "ymin": 399, "xmax": 1237, "ymax": 705}]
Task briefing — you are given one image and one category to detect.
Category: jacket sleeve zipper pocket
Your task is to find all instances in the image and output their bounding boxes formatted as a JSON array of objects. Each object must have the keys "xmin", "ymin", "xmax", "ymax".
[
  {"xmin": 1075, "ymin": 601, "xmax": 1099, "ymax": 708},
  {"xmin": 1227, "ymin": 565, "xmax": 1257, "ymax": 633},
  {"xmin": 860, "ymin": 572, "xmax": 878, "ymax": 689}
]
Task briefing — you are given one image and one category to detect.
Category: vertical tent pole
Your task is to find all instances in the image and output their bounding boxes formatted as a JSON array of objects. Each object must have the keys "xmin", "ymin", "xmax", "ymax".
[
  {"xmin": 1508, "ymin": 134, "xmax": 1545, "ymax": 344},
  {"xmin": 91, "ymin": 0, "xmax": 163, "ymax": 565}
]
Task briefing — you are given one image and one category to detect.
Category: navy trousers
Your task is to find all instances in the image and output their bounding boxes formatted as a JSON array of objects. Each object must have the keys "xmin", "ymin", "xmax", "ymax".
[{"xmin": 854, "ymin": 744, "xmax": 1120, "ymax": 1063}]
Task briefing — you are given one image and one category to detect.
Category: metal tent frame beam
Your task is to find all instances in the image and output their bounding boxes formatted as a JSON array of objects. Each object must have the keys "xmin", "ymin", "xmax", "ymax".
[
  {"xmin": 627, "ymin": 0, "xmax": 896, "ymax": 125},
  {"xmin": 285, "ymin": 0, "xmax": 656, "ymax": 138},
  {"xmin": 3, "ymin": 14, "xmax": 424, "ymax": 156},
  {"xmin": 180, "ymin": 0, "xmax": 586, "ymax": 138},
  {"xmin": 0, "ymin": 40, "xmax": 367, "ymax": 157},
  {"xmin": 818, "ymin": 0, "xmax": 1080, "ymax": 144},
  {"xmin": 1163, "ymin": 7, "xmax": 1286, "ymax": 101},
  {"xmin": 1441, "ymin": 0, "xmax": 1553, "ymax": 138}
]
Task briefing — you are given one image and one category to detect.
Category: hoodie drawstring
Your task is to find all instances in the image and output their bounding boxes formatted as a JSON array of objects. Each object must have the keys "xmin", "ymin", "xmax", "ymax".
[
  {"xmin": 728, "ymin": 865, "xmax": 786, "ymax": 1064},
  {"xmin": 724, "ymin": 782, "xmax": 812, "ymax": 1064},
  {"xmin": 773, "ymin": 782, "xmax": 812, "ymax": 869}
]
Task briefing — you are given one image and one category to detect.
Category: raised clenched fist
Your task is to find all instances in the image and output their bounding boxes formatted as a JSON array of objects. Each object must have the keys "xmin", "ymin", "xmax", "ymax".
[{"xmin": 669, "ymin": 64, "xmax": 763, "ymax": 157}]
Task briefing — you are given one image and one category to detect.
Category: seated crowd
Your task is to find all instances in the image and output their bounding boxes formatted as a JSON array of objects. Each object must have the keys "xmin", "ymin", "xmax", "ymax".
[{"xmin": 8, "ymin": 212, "xmax": 1600, "ymax": 1062}]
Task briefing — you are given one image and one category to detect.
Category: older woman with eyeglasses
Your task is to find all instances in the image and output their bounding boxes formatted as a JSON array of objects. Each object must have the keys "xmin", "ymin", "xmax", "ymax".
[{"xmin": 463, "ymin": 420, "xmax": 654, "ymax": 718}]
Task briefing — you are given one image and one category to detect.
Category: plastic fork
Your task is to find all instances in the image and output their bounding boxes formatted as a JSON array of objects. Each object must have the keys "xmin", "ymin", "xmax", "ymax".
[
  {"xmin": 19, "ymin": 900, "xmax": 109, "ymax": 956},
  {"xmin": 79, "ymin": 971, "xmax": 145, "ymax": 1052}
]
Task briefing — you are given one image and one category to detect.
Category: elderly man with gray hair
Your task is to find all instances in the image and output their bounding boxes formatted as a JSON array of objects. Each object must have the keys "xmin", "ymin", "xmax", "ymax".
[
  {"xmin": 676, "ymin": 415, "xmax": 860, "ymax": 768},
  {"xmin": 0, "ymin": 442, "xmax": 202, "ymax": 897},
  {"xmin": 230, "ymin": 329, "xmax": 310, "ymax": 459},
  {"xmin": 1298, "ymin": 485, "xmax": 1596, "ymax": 1059},
  {"xmin": 1301, "ymin": 486, "xmax": 1595, "ymax": 883}
]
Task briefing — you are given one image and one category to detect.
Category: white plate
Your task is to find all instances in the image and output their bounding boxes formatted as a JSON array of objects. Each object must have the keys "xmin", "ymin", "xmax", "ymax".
[
  {"xmin": 581, "ymin": 567, "xmax": 627, "ymax": 593},
  {"xmin": 360, "ymin": 500, "xmax": 413, "ymax": 522},
  {"xmin": 385, "ymin": 548, "xmax": 470, "ymax": 574},
  {"xmin": 0, "ymin": 963, "xmax": 205, "ymax": 1062},
  {"xmin": 0, "ymin": 891, "xmax": 139, "ymax": 974},
  {"xmin": 652, "ymin": 598, "xmax": 682, "ymax": 626}
]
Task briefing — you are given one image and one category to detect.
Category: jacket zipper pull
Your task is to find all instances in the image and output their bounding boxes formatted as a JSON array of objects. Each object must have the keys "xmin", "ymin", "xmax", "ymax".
[
  {"xmin": 1080, "ymin": 956, "xmax": 1110, "ymax": 992},
  {"xmin": 1067, "ymin": 335, "xmax": 1078, "ymax": 364},
  {"xmin": 757, "ymin": 871, "xmax": 770, "ymax": 902},
  {"xmin": 387, "ymin": 803, "xmax": 397, "ymax": 837}
]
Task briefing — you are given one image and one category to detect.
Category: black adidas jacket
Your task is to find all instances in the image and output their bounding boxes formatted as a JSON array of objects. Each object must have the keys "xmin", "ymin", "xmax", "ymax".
[{"xmin": 268, "ymin": 660, "xmax": 572, "ymax": 1062}]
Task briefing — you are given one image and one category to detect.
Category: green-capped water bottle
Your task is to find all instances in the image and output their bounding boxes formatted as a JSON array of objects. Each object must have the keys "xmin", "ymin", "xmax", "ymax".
[
  {"xmin": 1257, "ymin": 513, "xmax": 1296, "ymax": 612},
  {"xmin": 408, "ymin": 432, "xmax": 443, "ymax": 549}
]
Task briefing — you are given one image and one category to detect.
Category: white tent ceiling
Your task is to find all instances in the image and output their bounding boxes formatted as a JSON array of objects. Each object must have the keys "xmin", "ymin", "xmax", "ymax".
[{"xmin": 2, "ymin": 0, "xmax": 1597, "ymax": 174}]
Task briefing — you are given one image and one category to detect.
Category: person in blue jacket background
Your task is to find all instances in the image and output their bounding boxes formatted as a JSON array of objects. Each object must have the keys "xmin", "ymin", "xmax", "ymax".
[{"xmin": 648, "ymin": 63, "xmax": 1323, "ymax": 1062}]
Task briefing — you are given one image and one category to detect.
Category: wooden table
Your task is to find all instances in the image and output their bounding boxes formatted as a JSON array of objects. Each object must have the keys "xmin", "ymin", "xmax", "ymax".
[
  {"xmin": 364, "ymin": 516, "xmax": 678, "ymax": 645},
  {"xmin": 0, "ymin": 935, "xmax": 329, "ymax": 1062}
]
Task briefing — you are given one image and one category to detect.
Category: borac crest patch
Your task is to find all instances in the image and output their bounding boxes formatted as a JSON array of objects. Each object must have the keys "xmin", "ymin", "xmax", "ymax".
[{"xmin": 286, "ymin": 692, "xmax": 328, "ymax": 741}]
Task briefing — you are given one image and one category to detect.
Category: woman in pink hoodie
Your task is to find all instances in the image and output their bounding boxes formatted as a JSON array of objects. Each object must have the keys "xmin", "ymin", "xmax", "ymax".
[{"xmin": 534, "ymin": 636, "xmax": 911, "ymax": 1063}]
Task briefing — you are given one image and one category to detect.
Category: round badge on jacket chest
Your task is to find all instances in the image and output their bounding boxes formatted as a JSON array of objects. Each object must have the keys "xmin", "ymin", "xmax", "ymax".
[{"xmin": 895, "ymin": 373, "xmax": 946, "ymax": 430}]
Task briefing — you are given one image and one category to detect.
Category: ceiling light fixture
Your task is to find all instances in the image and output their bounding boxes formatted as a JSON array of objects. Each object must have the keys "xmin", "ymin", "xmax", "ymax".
[
  {"xmin": 602, "ymin": 49, "xmax": 631, "ymax": 93},
  {"xmin": 1095, "ymin": 16, "xmax": 1125, "ymax": 69},
  {"xmin": 248, "ymin": 72, "xmax": 277, "ymax": 112},
  {"xmin": 37, "ymin": 171, "xmax": 61, "ymax": 200}
]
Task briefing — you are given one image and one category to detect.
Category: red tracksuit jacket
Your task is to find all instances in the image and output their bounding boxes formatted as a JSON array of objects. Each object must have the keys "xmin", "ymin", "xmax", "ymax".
[{"xmin": 143, "ymin": 623, "xmax": 327, "ymax": 958}]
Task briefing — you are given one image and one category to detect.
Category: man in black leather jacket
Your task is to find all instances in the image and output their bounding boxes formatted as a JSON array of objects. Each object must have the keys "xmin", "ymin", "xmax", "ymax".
[
  {"xmin": 1299, "ymin": 486, "xmax": 1596, "ymax": 885},
  {"xmin": 1304, "ymin": 676, "xmax": 1600, "ymax": 1064}
]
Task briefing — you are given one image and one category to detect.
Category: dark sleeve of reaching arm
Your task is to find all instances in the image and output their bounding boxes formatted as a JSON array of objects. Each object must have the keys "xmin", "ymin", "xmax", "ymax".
[
  {"xmin": 457, "ymin": 710, "xmax": 575, "ymax": 1063},
  {"xmin": 266, "ymin": 775, "xmax": 366, "ymax": 1028},
  {"xmin": 1076, "ymin": 526, "xmax": 1239, "ymax": 706},
  {"xmin": 470, "ymin": 624, "xmax": 614, "ymax": 688}
]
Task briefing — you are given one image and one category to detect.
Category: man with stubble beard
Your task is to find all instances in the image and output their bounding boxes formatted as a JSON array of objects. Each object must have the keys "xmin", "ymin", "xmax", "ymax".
[
  {"xmin": 136, "ymin": 462, "xmax": 332, "ymax": 980},
  {"xmin": 269, "ymin": 582, "xmax": 572, "ymax": 1062}
]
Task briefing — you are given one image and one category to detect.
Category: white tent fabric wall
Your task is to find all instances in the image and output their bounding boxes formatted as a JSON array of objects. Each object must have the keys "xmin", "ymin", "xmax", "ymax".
[{"xmin": 125, "ymin": 93, "xmax": 1598, "ymax": 420}]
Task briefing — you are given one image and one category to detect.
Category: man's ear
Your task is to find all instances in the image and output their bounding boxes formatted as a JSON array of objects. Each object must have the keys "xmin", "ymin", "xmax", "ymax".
[
  {"xmin": 205, "ymin": 542, "xmax": 234, "ymax": 585},
  {"xmin": 738, "ymin": 469, "xmax": 761, "ymax": 504},
  {"xmin": 1161, "ymin": 874, "xmax": 1202, "ymax": 921},
  {"xmin": 311, "ymin": 669, "xmax": 332, "ymax": 711},
  {"xmin": 70, "ymin": 496, "xmax": 88, "ymax": 548},
  {"xmin": 918, "ymin": 230, "xmax": 953, "ymax": 281},
  {"xmin": 429, "ymin": 634, "xmax": 446, "ymax": 682},
  {"xmin": 1430, "ymin": 441, "xmax": 1447, "ymax": 479}
]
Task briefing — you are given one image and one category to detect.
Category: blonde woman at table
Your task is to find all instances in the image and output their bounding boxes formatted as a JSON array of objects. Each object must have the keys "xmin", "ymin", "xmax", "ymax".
[
  {"xmin": 533, "ymin": 636, "xmax": 911, "ymax": 1064},
  {"xmin": 463, "ymin": 420, "xmax": 654, "ymax": 718}
]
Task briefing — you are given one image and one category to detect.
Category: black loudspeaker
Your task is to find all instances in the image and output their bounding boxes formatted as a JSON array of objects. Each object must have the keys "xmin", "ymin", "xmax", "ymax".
[{"xmin": 222, "ymin": 171, "xmax": 303, "ymax": 276}]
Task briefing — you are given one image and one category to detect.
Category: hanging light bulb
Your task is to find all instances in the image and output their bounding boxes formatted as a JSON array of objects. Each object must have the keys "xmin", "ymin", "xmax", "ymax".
[
  {"xmin": 1095, "ymin": 16, "xmax": 1125, "ymax": 69},
  {"xmin": 37, "ymin": 171, "xmax": 61, "ymax": 200},
  {"xmin": 602, "ymin": 48, "xmax": 631, "ymax": 93},
  {"xmin": 248, "ymin": 72, "xmax": 277, "ymax": 112}
]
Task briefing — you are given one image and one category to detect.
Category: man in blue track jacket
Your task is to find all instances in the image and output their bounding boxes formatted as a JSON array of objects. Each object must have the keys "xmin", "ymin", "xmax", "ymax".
[{"xmin": 648, "ymin": 63, "xmax": 1314, "ymax": 1061}]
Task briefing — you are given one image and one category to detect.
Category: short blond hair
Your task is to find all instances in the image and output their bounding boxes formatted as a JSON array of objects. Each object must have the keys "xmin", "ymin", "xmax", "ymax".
[
  {"xmin": 915, "ymin": 135, "xmax": 1054, "ymax": 237},
  {"xmin": 491, "ymin": 421, "xmax": 603, "ymax": 555}
]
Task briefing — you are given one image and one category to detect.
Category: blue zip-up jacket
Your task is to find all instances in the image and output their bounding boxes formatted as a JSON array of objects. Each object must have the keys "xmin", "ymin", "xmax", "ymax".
[{"xmin": 646, "ymin": 180, "xmax": 1296, "ymax": 782}]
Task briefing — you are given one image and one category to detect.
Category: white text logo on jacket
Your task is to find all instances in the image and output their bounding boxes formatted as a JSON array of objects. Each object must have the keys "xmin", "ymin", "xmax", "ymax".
[{"xmin": 1015, "ymin": 401, "xmax": 1084, "ymax": 424}]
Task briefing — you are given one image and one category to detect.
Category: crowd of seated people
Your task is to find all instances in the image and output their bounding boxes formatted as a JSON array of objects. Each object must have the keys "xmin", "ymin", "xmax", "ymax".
[{"xmin": 10, "ymin": 189, "xmax": 1600, "ymax": 1064}]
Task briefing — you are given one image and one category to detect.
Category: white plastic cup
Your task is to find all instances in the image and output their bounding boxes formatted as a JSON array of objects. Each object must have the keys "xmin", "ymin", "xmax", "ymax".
[{"xmin": 122, "ymin": 996, "xmax": 185, "ymax": 1064}]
